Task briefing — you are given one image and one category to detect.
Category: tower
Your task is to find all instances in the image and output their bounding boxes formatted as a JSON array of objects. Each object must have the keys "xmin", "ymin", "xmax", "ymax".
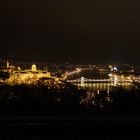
[
  {"xmin": 80, "ymin": 77, "xmax": 85, "ymax": 86},
  {"xmin": 7, "ymin": 60, "xmax": 10, "ymax": 68}
]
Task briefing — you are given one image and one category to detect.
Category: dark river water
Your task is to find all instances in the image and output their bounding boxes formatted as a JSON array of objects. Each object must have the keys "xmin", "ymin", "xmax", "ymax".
[{"xmin": 75, "ymin": 82, "xmax": 133, "ymax": 91}]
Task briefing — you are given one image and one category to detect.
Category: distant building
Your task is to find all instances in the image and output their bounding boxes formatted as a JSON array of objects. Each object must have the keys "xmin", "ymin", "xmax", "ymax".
[{"xmin": 7, "ymin": 63, "xmax": 51, "ymax": 85}]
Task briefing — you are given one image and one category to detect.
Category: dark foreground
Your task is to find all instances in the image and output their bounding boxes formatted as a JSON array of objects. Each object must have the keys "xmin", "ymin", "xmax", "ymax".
[
  {"xmin": 0, "ymin": 114, "xmax": 139, "ymax": 140},
  {"xmin": 0, "ymin": 84, "xmax": 140, "ymax": 139}
]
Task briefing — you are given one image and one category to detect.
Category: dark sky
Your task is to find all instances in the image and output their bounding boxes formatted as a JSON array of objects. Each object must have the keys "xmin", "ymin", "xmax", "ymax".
[{"xmin": 0, "ymin": 0, "xmax": 140, "ymax": 64}]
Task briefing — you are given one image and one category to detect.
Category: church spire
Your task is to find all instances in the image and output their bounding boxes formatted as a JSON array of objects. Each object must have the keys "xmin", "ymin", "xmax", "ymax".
[{"xmin": 7, "ymin": 60, "xmax": 10, "ymax": 68}]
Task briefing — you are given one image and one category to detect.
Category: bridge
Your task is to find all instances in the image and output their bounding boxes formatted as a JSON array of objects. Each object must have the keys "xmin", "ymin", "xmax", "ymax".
[
  {"xmin": 67, "ymin": 77, "xmax": 132, "ymax": 86},
  {"xmin": 67, "ymin": 77, "xmax": 111, "ymax": 83}
]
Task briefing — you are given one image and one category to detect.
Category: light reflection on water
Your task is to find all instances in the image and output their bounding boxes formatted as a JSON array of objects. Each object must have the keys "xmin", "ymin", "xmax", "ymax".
[
  {"xmin": 75, "ymin": 82, "xmax": 133, "ymax": 91},
  {"xmin": 77, "ymin": 82, "xmax": 134, "ymax": 107}
]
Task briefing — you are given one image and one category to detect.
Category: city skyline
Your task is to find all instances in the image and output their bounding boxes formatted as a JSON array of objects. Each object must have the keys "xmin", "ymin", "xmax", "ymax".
[{"xmin": 0, "ymin": 0, "xmax": 140, "ymax": 138}]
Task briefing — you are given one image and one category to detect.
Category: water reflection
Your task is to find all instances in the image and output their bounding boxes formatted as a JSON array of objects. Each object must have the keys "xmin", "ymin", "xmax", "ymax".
[
  {"xmin": 75, "ymin": 82, "xmax": 132, "ymax": 91},
  {"xmin": 78, "ymin": 82, "xmax": 135, "ymax": 109}
]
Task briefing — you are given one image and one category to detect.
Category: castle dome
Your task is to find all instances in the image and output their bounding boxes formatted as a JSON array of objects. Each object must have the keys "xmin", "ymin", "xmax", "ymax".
[{"xmin": 31, "ymin": 63, "xmax": 37, "ymax": 71}]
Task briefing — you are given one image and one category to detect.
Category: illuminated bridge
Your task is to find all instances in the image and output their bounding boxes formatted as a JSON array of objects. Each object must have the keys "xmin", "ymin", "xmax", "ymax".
[{"xmin": 67, "ymin": 77, "xmax": 132, "ymax": 84}]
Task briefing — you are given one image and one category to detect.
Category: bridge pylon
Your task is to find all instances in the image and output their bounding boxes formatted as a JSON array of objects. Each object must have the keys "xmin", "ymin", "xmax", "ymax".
[{"xmin": 80, "ymin": 77, "xmax": 85, "ymax": 86}]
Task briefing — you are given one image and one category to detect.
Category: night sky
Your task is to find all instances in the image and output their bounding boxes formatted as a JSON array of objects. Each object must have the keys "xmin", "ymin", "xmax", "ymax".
[{"xmin": 0, "ymin": 0, "xmax": 140, "ymax": 64}]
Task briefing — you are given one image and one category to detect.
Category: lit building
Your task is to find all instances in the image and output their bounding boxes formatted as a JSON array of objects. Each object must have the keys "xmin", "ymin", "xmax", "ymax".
[{"xmin": 7, "ymin": 64, "xmax": 52, "ymax": 85}]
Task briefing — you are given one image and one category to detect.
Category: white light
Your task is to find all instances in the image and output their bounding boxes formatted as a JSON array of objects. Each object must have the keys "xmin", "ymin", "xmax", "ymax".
[
  {"xmin": 113, "ymin": 67, "xmax": 118, "ymax": 71},
  {"xmin": 108, "ymin": 73, "xmax": 112, "ymax": 77}
]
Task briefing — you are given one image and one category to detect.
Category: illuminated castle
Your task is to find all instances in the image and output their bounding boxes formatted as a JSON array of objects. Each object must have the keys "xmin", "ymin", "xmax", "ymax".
[{"xmin": 7, "ymin": 63, "xmax": 51, "ymax": 85}]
